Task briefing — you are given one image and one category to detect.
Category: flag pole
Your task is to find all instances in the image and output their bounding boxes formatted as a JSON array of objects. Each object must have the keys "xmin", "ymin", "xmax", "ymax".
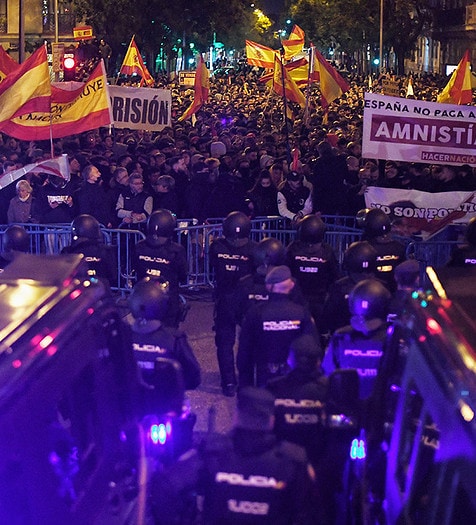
[
  {"xmin": 279, "ymin": 48, "xmax": 292, "ymax": 167},
  {"xmin": 304, "ymin": 45, "xmax": 314, "ymax": 126}
]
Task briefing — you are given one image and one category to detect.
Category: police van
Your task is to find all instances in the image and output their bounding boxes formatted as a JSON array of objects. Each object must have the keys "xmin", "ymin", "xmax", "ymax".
[
  {"xmin": 0, "ymin": 253, "xmax": 136, "ymax": 524},
  {"xmin": 359, "ymin": 265, "xmax": 476, "ymax": 524}
]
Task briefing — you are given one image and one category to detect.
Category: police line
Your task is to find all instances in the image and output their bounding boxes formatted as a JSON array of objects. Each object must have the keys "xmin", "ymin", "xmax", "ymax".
[{"xmin": 108, "ymin": 85, "xmax": 171, "ymax": 131}]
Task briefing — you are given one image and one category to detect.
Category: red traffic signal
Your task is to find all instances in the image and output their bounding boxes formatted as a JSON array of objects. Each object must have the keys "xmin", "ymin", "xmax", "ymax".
[{"xmin": 63, "ymin": 52, "xmax": 76, "ymax": 81}]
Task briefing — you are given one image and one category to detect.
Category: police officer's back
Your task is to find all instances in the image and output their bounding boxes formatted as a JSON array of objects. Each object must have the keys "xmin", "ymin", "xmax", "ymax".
[
  {"xmin": 286, "ymin": 215, "xmax": 339, "ymax": 330},
  {"xmin": 323, "ymin": 278, "xmax": 391, "ymax": 400},
  {"xmin": 127, "ymin": 278, "xmax": 201, "ymax": 402},
  {"xmin": 209, "ymin": 211, "xmax": 258, "ymax": 396},
  {"xmin": 267, "ymin": 335, "xmax": 327, "ymax": 467},
  {"xmin": 133, "ymin": 209, "xmax": 187, "ymax": 327},
  {"xmin": 61, "ymin": 214, "xmax": 116, "ymax": 286},
  {"xmin": 149, "ymin": 387, "xmax": 318, "ymax": 525},
  {"xmin": 238, "ymin": 265, "xmax": 320, "ymax": 388},
  {"xmin": 360, "ymin": 208, "xmax": 406, "ymax": 292},
  {"xmin": 446, "ymin": 217, "xmax": 476, "ymax": 268}
]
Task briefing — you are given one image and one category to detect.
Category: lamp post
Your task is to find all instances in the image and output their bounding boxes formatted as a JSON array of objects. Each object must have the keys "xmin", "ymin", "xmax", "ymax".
[{"xmin": 379, "ymin": 0, "xmax": 384, "ymax": 74}]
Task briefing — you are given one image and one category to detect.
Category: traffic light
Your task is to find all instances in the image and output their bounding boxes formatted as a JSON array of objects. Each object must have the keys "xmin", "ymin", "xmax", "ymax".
[{"xmin": 63, "ymin": 51, "xmax": 76, "ymax": 81}]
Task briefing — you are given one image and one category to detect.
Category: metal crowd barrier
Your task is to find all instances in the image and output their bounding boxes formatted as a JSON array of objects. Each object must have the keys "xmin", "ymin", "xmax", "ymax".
[{"xmin": 0, "ymin": 217, "xmax": 459, "ymax": 295}]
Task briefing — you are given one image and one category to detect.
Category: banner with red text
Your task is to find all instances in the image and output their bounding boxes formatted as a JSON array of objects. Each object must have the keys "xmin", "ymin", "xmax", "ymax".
[
  {"xmin": 365, "ymin": 186, "xmax": 476, "ymax": 240},
  {"xmin": 362, "ymin": 92, "xmax": 476, "ymax": 167}
]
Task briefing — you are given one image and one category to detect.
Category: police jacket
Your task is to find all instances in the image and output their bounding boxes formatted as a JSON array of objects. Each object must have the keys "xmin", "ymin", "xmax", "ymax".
[
  {"xmin": 150, "ymin": 428, "xmax": 318, "ymax": 525},
  {"xmin": 446, "ymin": 244, "xmax": 476, "ymax": 267},
  {"xmin": 237, "ymin": 293, "xmax": 320, "ymax": 387},
  {"xmin": 322, "ymin": 323, "xmax": 387, "ymax": 399},
  {"xmin": 366, "ymin": 235, "xmax": 406, "ymax": 292},
  {"xmin": 130, "ymin": 321, "xmax": 201, "ymax": 391},
  {"xmin": 267, "ymin": 369, "xmax": 328, "ymax": 466},
  {"xmin": 286, "ymin": 240, "xmax": 339, "ymax": 302},
  {"xmin": 209, "ymin": 237, "xmax": 257, "ymax": 297},
  {"xmin": 133, "ymin": 238, "xmax": 187, "ymax": 293},
  {"xmin": 61, "ymin": 239, "xmax": 116, "ymax": 286}
]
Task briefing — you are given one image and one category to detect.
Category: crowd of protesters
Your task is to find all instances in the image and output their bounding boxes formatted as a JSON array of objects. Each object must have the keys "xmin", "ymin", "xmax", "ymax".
[{"xmin": 1, "ymin": 64, "xmax": 476, "ymax": 230}]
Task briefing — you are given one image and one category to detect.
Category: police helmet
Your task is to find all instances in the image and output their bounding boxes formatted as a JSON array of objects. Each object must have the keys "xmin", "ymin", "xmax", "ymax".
[
  {"xmin": 71, "ymin": 214, "xmax": 101, "ymax": 242},
  {"xmin": 297, "ymin": 214, "xmax": 326, "ymax": 243},
  {"xmin": 466, "ymin": 217, "xmax": 476, "ymax": 246},
  {"xmin": 128, "ymin": 278, "xmax": 170, "ymax": 321},
  {"xmin": 223, "ymin": 211, "xmax": 251, "ymax": 240},
  {"xmin": 348, "ymin": 279, "xmax": 391, "ymax": 321},
  {"xmin": 147, "ymin": 209, "xmax": 176, "ymax": 244},
  {"xmin": 254, "ymin": 237, "xmax": 286, "ymax": 267},
  {"xmin": 356, "ymin": 208, "xmax": 370, "ymax": 229},
  {"xmin": 363, "ymin": 208, "xmax": 391, "ymax": 238},
  {"xmin": 3, "ymin": 225, "xmax": 29, "ymax": 253},
  {"xmin": 343, "ymin": 241, "xmax": 378, "ymax": 274}
]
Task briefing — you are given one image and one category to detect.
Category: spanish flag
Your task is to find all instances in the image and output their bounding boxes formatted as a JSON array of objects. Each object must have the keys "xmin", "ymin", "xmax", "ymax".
[
  {"xmin": 437, "ymin": 50, "xmax": 473, "ymax": 105},
  {"xmin": 178, "ymin": 54, "xmax": 209, "ymax": 122},
  {"xmin": 311, "ymin": 44, "xmax": 350, "ymax": 108},
  {"xmin": 282, "ymin": 25, "xmax": 305, "ymax": 61},
  {"xmin": 0, "ymin": 45, "xmax": 51, "ymax": 127},
  {"xmin": 0, "ymin": 46, "xmax": 18, "ymax": 81},
  {"xmin": 245, "ymin": 40, "xmax": 276, "ymax": 69},
  {"xmin": 2, "ymin": 60, "xmax": 112, "ymax": 140},
  {"xmin": 119, "ymin": 36, "xmax": 154, "ymax": 86},
  {"xmin": 260, "ymin": 57, "xmax": 309, "ymax": 88},
  {"xmin": 272, "ymin": 55, "xmax": 306, "ymax": 108}
]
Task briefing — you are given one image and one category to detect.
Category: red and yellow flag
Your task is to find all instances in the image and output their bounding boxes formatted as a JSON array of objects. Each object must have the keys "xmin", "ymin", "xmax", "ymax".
[
  {"xmin": 437, "ymin": 49, "xmax": 473, "ymax": 105},
  {"xmin": 282, "ymin": 25, "xmax": 305, "ymax": 61},
  {"xmin": 2, "ymin": 61, "xmax": 112, "ymax": 140},
  {"xmin": 260, "ymin": 57, "xmax": 309, "ymax": 88},
  {"xmin": 245, "ymin": 40, "xmax": 276, "ymax": 69},
  {"xmin": 272, "ymin": 55, "xmax": 306, "ymax": 108},
  {"xmin": 0, "ymin": 45, "xmax": 51, "ymax": 127},
  {"xmin": 178, "ymin": 54, "xmax": 209, "ymax": 122},
  {"xmin": 311, "ymin": 44, "xmax": 350, "ymax": 108},
  {"xmin": 120, "ymin": 36, "xmax": 154, "ymax": 86},
  {"xmin": 0, "ymin": 46, "xmax": 18, "ymax": 81}
]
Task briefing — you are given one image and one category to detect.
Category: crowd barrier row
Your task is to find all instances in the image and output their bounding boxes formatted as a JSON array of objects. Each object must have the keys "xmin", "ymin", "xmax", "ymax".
[{"xmin": 0, "ymin": 216, "xmax": 460, "ymax": 295}]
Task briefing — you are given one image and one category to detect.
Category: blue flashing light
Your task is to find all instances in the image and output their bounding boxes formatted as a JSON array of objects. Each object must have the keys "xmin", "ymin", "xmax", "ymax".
[
  {"xmin": 150, "ymin": 422, "xmax": 172, "ymax": 445},
  {"xmin": 420, "ymin": 300, "xmax": 428, "ymax": 308},
  {"xmin": 411, "ymin": 291, "xmax": 419, "ymax": 299},
  {"xmin": 373, "ymin": 58, "xmax": 380, "ymax": 66},
  {"xmin": 350, "ymin": 438, "xmax": 366, "ymax": 460}
]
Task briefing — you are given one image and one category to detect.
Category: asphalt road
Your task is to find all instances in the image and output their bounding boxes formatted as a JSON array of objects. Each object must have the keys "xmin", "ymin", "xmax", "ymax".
[{"xmin": 179, "ymin": 288, "xmax": 237, "ymax": 436}]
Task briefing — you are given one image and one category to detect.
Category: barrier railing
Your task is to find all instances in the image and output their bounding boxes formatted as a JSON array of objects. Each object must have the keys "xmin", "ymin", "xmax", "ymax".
[{"xmin": 1, "ymin": 217, "xmax": 457, "ymax": 295}]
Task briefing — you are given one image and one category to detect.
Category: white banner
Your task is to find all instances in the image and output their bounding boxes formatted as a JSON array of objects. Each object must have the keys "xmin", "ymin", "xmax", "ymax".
[
  {"xmin": 365, "ymin": 186, "xmax": 476, "ymax": 240},
  {"xmin": 362, "ymin": 92, "xmax": 476, "ymax": 167},
  {"xmin": 108, "ymin": 85, "xmax": 172, "ymax": 131}
]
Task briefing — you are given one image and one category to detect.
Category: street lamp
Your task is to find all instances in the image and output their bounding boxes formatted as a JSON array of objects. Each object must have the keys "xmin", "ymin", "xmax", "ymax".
[{"xmin": 379, "ymin": 0, "xmax": 383, "ymax": 74}]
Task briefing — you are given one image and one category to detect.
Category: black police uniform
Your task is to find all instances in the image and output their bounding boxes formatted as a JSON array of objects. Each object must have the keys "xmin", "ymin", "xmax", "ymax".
[
  {"xmin": 237, "ymin": 294, "xmax": 320, "ymax": 387},
  {"xmin": 133, "ymin": 238, "xmax": 187, "ymax": 327},
  {"xmin": 323, "ymin": 323, "xmax": 387, "ymax": 400},
  {"xmin": 446, "ymin": 244, "xmax": 476, "ymax": 267},
  {"xmin": 267, "ymin": 368, "xmax": 328, "ymax": 467},
  {"xmin": 62, "ymin": 239, "xmax": 116, "ymax": 286},
  {"xmin": 367, "ymin": 237, "xmax": 406, "ymax": 292},
  {"xmin": 209, "ymin": 236, "xmax": 257, "ymax": 390},
  {"xmin": 150, "ymin": 425, "xmax": 318, "ymax": 524},
  {"xmin": 286, "ymin": 239, "xmax": 339, "ymax": 330},
  {"xmin": 129, "ymin": 321, "xmax": 201, "ymax": 392}
]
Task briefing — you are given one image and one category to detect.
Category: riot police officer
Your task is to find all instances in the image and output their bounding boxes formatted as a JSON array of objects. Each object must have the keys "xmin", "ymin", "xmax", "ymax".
[
  {"xmin": 149, "ymin": 386, "xmax": 319, "ymax": 525},
  {"xmin": 360, "ymin": 208, "xmax": 406, "ymax": 291},
  {"xmin": 209, "ymin": 211, "xmax": 258, "ymax": 397},
  {"xmin": 322, "ymin": 278, "xmax": 391, "ymax": 400},
  {"xmin": 233, "ymin": 236, "xmax": 287, "ymax": 326},
  {"xmin": 0, "ymin": 224, "xmax": 30, "ymax": 271},
  {"xmin": 321, "ymin": 240, "xmax": 380, "ymax": 335},
  {"xmin": 128, "ymin": 278, "xmax": 201, "ymax": 397},
  {"xmin": 61, "ymin": 214, "xmax": 116, "ymax": 286},
  {"xmin": 237, "ymin": 265, "xmax": 320, "ymax": 388},
  {"xmin": 286, "ymin": 215, "xmax": 339, "ymax": 331},
  {"xmin": 266, "ymin": 334, "xmax": 327, "ymax": 468},
  {"xmin": 447, "ymin": 216, "xmax": 476, "ymax": 267},
  {"xmin": 133, "ymin": 209, "xmax": 187, "ymax": 328}
]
